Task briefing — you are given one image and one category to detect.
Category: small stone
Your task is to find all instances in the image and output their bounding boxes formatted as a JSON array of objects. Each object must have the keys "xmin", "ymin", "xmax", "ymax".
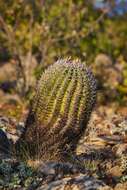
[
  {"xmin": 114, "ymin": 182, "xmax": 127, "ymax": 190},
  {"xmin": 36, "ymin": 174, "xmax": 110, "ymax": 190},
  {"xmin": 107, "ymin": 166, "xmax": 122, "ymax": 178}
]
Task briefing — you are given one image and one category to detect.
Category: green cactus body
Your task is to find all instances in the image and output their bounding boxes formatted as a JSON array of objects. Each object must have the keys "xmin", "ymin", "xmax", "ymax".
[{"xmin": 21, "ymin": 59, "xmax": 96, "ymax": 161}]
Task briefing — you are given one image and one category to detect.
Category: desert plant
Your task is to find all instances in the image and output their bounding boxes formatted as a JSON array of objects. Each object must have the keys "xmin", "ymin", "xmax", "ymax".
[
  {"xmin": 18, "ymin": 58, "xmax": 96, "ymax": 161},
  {"xmin": 0, "ymin": 160, "xmax": 33, "ymax": 189}
]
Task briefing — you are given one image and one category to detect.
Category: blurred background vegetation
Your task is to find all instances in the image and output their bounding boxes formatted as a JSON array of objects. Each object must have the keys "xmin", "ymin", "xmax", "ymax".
[{"xmin": 0, "ymin": 0, "xmax": 127, "ymax": 118}]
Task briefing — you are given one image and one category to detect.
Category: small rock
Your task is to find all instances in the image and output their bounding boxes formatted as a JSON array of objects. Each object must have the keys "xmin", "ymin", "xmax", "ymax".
[
  {"xmin": 0, "ymin": 115, "xmax": 25, "ymax": 144},
  {"xmin": 107, "ymin": 166, "xmax": 123, "ymax": 178},
  {"xmin": 37, "ymin": 161, "xmax": 81, "ymax": 180},
  {"xmin": 36, "ymin": 174, "xmax": 110, "ymax": 190},
  {"xmin": 114, "ymin": 182, "xmax": 127, "ymax": 190}
]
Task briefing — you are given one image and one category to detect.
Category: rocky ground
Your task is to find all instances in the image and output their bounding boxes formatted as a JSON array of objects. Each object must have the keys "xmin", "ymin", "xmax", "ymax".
[
  {"xmin": 0, "ymin": 58, "xmax": 127, "ymax": 190},
  {"xmin": 0, "ymin": 98, "xmax": 127, "ymax": 190}
]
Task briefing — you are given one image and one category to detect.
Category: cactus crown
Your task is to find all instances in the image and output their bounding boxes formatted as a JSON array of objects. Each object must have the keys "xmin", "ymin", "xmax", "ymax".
[{"xmin": 22, "ymin": 58, "xmax": 97, "ymax": 161}]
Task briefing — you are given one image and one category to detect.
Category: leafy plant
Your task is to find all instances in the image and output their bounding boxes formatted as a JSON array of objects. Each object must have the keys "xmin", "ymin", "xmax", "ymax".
[{"xmin": 0, "ymin": 160, "xmax": 34, "ymax": 189}]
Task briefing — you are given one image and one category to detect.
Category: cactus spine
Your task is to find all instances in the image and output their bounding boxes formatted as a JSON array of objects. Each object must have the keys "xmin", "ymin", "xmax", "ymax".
[{"xmin": 21, "ymin": 59, "xmax": 96, "ymax": 161}]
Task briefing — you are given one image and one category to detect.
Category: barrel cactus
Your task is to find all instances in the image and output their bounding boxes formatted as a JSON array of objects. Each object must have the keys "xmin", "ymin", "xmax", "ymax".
[{"xmin": 19, "ymin": 58, "xmax": 97, "ymax": 161}]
